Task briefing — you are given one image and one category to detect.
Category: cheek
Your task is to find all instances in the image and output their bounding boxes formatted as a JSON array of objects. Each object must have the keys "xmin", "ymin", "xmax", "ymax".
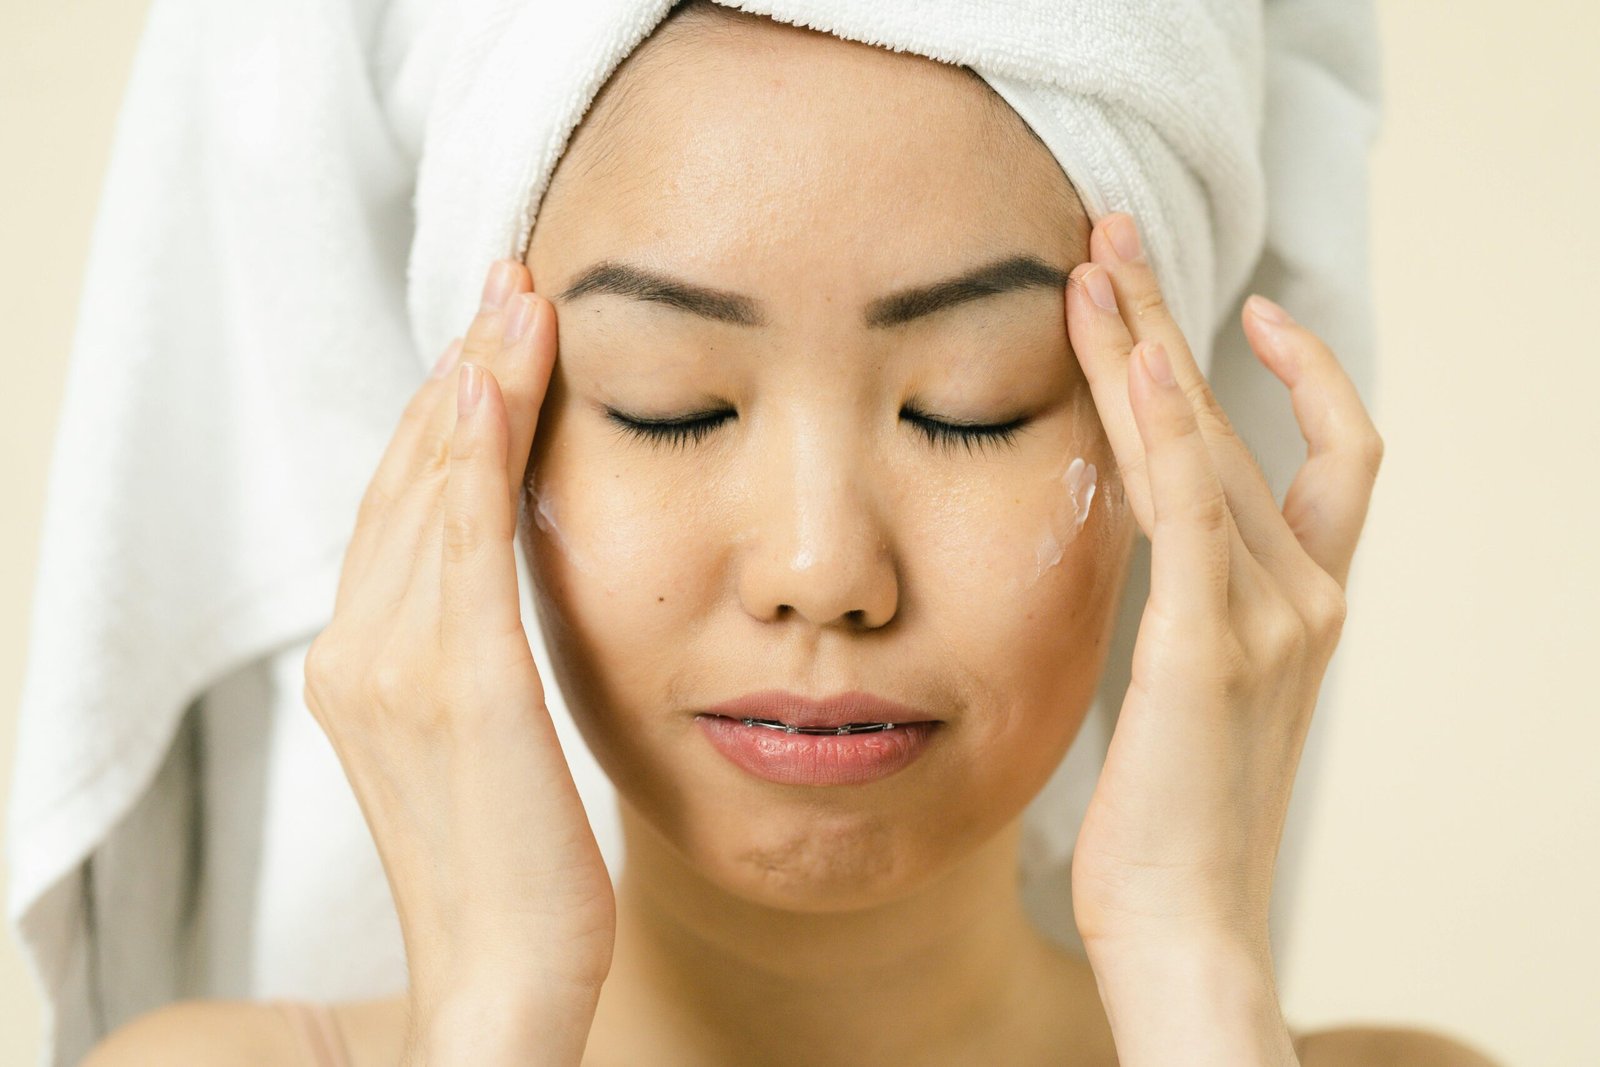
[
  {"xmin": 521, "ymin": 432, "xmax": 718, "ymax": 685},
  {"xmin": 912, "ymin": 436, "xmax": 1118, "ymax": 622},
  {"xmin": 527, "ymin": 463, "xmax": 672, "ymax": 582},
  {"xmin": 908, "ymin": 439, "xmax": 1129, "ymax": 780}
]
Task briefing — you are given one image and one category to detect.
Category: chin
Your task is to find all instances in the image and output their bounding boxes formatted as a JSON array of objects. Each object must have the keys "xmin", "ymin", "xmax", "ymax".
[
  {"xmin": 601, "ymin": 701, "xmax": 1071, "ymax": 915},
  {"xmin": 640, "ymin": 767, "xmax": 1003, "ymax": 914},
  {"xmin": 705, "ymin": 822, "xmax": 938, "ymax": 913}
]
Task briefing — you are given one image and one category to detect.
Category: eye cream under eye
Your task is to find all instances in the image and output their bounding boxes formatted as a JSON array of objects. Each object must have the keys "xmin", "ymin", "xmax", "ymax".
[
  {"xmin": 1031, "ymin": 454, "xmax": 1097, "ymax": 583},
  {"xmin": 526, "ymin": 471, "xmax": 596, "ymax": 574}
]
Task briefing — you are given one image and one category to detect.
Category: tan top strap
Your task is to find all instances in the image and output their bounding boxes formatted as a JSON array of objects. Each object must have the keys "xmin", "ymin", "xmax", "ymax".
[{"xmin": 273, "ymin": 1000, "xmax": 354, "ymax": 1067}]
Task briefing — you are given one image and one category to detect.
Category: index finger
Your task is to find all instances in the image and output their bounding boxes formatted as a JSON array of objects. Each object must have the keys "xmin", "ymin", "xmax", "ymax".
[
  {"xmin": 336, "ymin": 262, "xmax": 528, "ymax": 617},
  {"xmin": 355, "ymin": 260, "xmax": 526, "ymax": 534}
]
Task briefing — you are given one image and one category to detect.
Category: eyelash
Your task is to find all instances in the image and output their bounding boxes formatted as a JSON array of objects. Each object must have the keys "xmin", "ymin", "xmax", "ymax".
[{"xmin": 603, "ymin": 407, "xmax": 1028, "ymax": 456}]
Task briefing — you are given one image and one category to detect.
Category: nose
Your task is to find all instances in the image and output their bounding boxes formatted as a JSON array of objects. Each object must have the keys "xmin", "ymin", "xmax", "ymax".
[{"xmin": 736, "ymin": 422, "xmax": 900, "ymax": 631}]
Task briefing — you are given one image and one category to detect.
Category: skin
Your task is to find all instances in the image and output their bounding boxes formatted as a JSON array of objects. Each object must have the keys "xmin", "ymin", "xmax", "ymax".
[
  {"xmin": 81, "ymin": 6, "xmax": 1502, "ymax": 1067},
  {"xmin": 517, "ymin": 12, "xmax": 1128, "ymax": 1062}
]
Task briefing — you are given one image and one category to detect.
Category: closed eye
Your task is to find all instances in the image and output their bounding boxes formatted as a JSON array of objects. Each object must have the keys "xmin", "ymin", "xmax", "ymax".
[
  {"xmin": 902, "ymin": 409, "xmax": 1028, "ymax": 455},
  {"xmin": 603, "ymin": 406, "xmax": 1029, "ymax": 455},
  {"xmin": 604, "ymin": 408, "xmax": 732, "ymax": 452}
]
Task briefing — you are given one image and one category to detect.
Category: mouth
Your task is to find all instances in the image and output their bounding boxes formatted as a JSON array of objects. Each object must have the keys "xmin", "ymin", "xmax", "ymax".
[
  {"xmin": 694, "ymin": 700, "xmax": 940, "ymax": 783},
  {"xmin": 698, "ymin": 688, "xmax": 940, "ymax": 731},
  {"xmin": 702, "ymin": 715, "xmax": 906, "ymax": 736}
]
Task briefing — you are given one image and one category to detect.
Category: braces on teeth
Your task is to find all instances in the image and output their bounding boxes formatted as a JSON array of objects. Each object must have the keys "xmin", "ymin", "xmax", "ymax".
[{"xmin": 740, "ymin": 717, "xmax": 898, "ymax": 735}]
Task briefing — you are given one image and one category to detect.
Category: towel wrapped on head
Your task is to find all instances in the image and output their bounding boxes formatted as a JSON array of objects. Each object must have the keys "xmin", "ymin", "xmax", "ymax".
[
  {"xmin": 5, "ymin": 1, "xmax": 1381, "ymax": 1063},
  {"xmin": 411, "ymin": 0, "xmax": 1267, "ymax": 374}
]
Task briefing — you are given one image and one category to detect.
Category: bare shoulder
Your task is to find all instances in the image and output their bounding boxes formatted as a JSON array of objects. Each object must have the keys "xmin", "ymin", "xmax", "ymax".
[
  {"xmin": 1292, "ymin": 1023, "xmax": 1504, "ymax": 1066},
  {"xmin": 80, "ymin": 999, "xmax": 302, "ymax": 1066},
  {"xmin": 80, "ymin": 996, "xmax": 410, "ymax": 1067}
]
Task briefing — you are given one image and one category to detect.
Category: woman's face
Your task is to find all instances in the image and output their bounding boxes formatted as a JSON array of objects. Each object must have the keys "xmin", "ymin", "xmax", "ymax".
[{"xmin": 519, "ymin": 11, "xmax": 1135, "ymax": 911}]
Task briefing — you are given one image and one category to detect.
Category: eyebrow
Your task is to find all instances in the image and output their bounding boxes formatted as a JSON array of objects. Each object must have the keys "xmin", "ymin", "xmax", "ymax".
[{"xmin": 552, "ymin": 253, "xmax": 1073, "ymax": 329}]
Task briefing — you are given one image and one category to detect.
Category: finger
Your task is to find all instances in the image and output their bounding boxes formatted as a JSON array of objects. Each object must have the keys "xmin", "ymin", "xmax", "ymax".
[
  {"xmin": 456, "ymin": 262, "xmax": 556, "ymax": 518},
  {"xmin": 357, "ymin": 292, "xmax": 554, "ymax": 648},
  {"xmin": 1086, "ymin": 212, "xmax": 1308, "ymax": 577},
  {"xmin": 432, "ymin": 362, "xmax": 524, "ymax": 648},
  {"xmin": 361, "ymin": 257, "xmax": 525, "ymax": 529},
  {"xmin": 338, "ymin": 258, "xmax": 537, "ymax": 634},
  {"xmin": 1127, "ymin": 340, "xmax": 1238, "ymax": 618},
  {"xmin": 335, "ymin": 336, "xmax": 464, "ymax": 616},
  {"xmin": 491, "ymin": 292, "xmax": 557, "ymax": 518},
  {"xmin": 1065, "ymin": 261, "xmax": 1297, "ymax": 576},
  {"xmin": 1243, "ymin": 296, "xmax": 1385, "ymax": 589},
  {"xmin": 401, "ymin": 259, "xmax": 529, "ymax": 498},
  {"xmin": 1065, "ymin": 262, "xmax": 1153, "ymax": 528}
]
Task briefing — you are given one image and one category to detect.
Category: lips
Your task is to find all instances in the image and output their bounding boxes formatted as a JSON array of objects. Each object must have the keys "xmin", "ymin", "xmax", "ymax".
[
  {"xmin": 695, "ymin": 714, "xmax": 941, "ymax": 786},
  {"xmin": 700, "ymin": 689, "xmax": 937, "ymax": 729}
]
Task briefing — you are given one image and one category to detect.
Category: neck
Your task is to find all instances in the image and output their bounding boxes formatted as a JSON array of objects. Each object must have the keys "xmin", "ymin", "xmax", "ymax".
[{"xmin": 585, "ymin": 802, "xmax": 1096, "ymax": 1065}]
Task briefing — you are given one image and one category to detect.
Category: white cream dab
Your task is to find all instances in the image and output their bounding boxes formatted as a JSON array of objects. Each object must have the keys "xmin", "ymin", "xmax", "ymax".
[
  {"xmin": 525, "ymin": 473, "xmax": 595, "ymax": 574},
  {"xmin": 1032, "ymin": 455, "xmax": 1097, "ymax": 582}
]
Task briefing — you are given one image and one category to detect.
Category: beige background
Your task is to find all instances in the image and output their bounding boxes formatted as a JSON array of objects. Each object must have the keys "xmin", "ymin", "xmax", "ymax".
[{"xmin": 3, "ymin": 1, "xmax": 1596, "ymax": 1063}]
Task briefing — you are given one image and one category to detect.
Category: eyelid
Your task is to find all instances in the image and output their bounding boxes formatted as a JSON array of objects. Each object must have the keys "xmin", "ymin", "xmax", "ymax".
[
  {"xmin": 603, "ymin": 406, "xmax": 732, "ymax": 452},
  {"xmin": 603, "ymin": 404, "xmax": 1029, "ymax": 455},
  {"xmin": 902, "ymin": 408, "xmax": 1029, "ymax": 454}
]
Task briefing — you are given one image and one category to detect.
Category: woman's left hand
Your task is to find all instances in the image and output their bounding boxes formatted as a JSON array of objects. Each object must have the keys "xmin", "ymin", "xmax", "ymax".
[{"xmin": 1062, "ymin": 212, "xmax": 1384, "ymax": 971}]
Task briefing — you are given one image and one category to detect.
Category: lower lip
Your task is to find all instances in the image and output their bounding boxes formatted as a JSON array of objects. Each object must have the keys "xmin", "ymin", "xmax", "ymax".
[{"xmin": 695, "ymin": 715, "xmax": 940, "ymax": 786}]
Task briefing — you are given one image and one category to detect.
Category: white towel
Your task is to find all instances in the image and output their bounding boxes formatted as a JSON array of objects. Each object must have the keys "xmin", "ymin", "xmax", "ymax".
[{"xmin": 4, "ymin": 1, "xmax": 1382, "ymax": 1063}]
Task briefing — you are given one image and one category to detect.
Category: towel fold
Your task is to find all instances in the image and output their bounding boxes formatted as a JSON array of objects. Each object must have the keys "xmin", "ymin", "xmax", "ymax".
[{"xmin": 5, "ymin": 1, "xmax": 1381, "ymax": 1063}]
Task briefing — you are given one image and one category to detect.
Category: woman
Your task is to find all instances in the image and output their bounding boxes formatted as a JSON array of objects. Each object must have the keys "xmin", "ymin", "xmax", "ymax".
[{"xmin": 81, "ymin": 5, "xmax": 1492, "ymax": 1064}]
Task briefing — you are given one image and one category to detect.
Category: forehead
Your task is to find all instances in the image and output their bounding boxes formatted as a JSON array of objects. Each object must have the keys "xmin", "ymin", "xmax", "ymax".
[{"xmin": 528, "ymin": 13, "xmax": 1087, "ymax": 286}]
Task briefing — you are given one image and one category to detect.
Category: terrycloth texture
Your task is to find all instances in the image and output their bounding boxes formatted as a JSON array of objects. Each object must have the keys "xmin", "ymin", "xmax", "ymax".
[{"xmin": 4, "ymin": 0, "xmax": 1382, "ymax": 1063}]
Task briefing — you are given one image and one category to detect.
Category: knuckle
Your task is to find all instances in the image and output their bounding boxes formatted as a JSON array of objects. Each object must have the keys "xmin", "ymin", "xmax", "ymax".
[
  {"xmin": 1159, "ymin": 492, "xmax": 1229, "ymax": 553},
  {"xmin": 1303, "ymin": 575, "xmax": 1349, "ymax": 641},
  {"xmin": 418, "ymin": 429, "xmax": 454, "ymax": 475},
  {"xmin": 303, "ymin": 634, "xmax": 350, "ymax": 716},
  {"xmin": 1255, "ymin": 618, "xmax": 1308, "ymax": 667},
  {"xmin": 1185, "ymin": 488, "xmax": 1229, "ymax": 532},
  {"xmin": 1126, "ymin": 283, "xmax": 1168, "ymax": 322},
  {"xmin": 398, "ymin": 386, "xmax": 439, "ymax": 432},
  {"xmin": 1239, "ymin": 580, "xmax": 1311, "ymax": 665},
  {"xmin": 1215, "ymin": 632, "xmax": 1256, "ymax": 701},
  {"xmin": 442, "ymin": 507, "xmax": 483, "ymax": 562},
  {"xmin": 1356, "ymin": 429, "xmax": 1386, "ymax": 478},
  {"xmin": 1184, "ymin": 379, "xmax": 1236, "ymax": 434},
  {"xmin": 390, "ymin": 394, "xmax": 447, "ymax": 456},
  {"xmin": 355, "ymin": 481, "xmax": 399, "ymax": 529},
  {"xmin": 1157, "ymin": 435, "xmax": 1226, "ymax": 528},
  {"xmin": 366, "ymin": 652, "xmax": 419, "ymax": 713},
  {"xmin": 1262, "ymin": 601, "xmax": 1311, "ymax": 660},
  {"xmin": 304, "ymin": 631, "xmax": 342, "ymax": 681},
  {"xmin": 1119, "ymin": 449, "xmax": 1150, "ymax": 492}
]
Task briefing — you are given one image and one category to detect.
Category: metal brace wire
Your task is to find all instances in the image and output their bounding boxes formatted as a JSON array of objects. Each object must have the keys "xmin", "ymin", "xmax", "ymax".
[{"xmin": 740, "ymin": 718, "xmax": 898, "ymax": 735}]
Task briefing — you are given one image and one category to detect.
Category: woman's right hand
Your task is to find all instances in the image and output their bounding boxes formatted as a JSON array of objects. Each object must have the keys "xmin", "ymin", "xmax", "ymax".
[{"xmin": 302, "ymin": 259, "xmax": 614, "ymax": 1063}]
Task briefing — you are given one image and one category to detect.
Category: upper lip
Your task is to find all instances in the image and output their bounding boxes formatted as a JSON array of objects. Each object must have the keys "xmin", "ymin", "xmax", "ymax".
[{"xmin": 702, "ymin": 689, "xmax": 937, "ymax": 728}]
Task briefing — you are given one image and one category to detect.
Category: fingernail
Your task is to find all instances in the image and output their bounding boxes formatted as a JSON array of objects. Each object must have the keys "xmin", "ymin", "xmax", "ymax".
[
  {"xmin": 1141, "ymin": 341, "xmax": 1175, "ymax": 385},
  {"xmin": 1082, "ymin": 265, "xmax": 1118, "ymax": 312},
  {"xmin": 1106, "ymin": 215, "xmax": 1142, "ymax": 262},
  {"xmin": 458, "ymin": 362, "xmax": 483, "ymax": 415},
  {"xmin": 430, "ymin": 338, "xmax": 463, "ymax": 379},
  {"xmin": 1246, "ymin": 293, "xmax": 1292, "ymax": 326},
  {"xmin": 503, "ymin": 293, "xmax": 538, "ymax": 343},
  {"xmin": 481, "ymin": 260, "xmax": 518, "ymax": 311}
]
